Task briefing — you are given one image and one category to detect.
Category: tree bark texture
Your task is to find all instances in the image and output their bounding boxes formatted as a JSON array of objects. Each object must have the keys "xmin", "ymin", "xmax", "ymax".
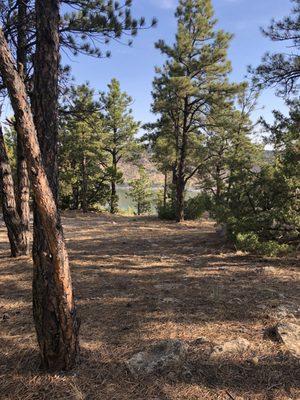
[
  {"xmin": 0, "ymin": 126, "xmax": 29, "ymax": 256},
  {"xmin": 0, "ymin": 13, "xmax": 79, "ymax": 371}
]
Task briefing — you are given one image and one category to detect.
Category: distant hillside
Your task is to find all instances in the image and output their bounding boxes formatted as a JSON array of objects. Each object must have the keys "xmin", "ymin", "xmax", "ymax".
[
  {"xmin": 120, "ymin": 150, "xmax": 275, "ymax": 185},
  {"xmin": 119, "ymin": 153, "xmax": 164, "ymax": 186}
]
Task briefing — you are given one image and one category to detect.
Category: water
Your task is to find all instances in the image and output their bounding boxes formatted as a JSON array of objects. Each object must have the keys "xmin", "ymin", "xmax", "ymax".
[{"xmin": 111, "ymin": 185, "xmax": 199, "ymax": 215}]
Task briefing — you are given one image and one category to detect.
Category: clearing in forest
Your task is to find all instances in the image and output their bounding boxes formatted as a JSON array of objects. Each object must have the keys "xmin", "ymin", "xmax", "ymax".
[{"xmin": 0, "ymin": 212, "xmax": 299, "ymax": 400}]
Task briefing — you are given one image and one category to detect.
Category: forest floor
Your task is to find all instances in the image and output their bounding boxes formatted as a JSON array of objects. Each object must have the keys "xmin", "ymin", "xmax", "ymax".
[{"xmin": 0, "ymin": 212, "xmax": 299, "ymax": 400}]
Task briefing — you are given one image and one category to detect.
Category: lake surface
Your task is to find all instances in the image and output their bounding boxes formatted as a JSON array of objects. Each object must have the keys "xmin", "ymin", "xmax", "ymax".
[{"xmin": 110, "ymin": 185, "xmax": 199, "ymax": 214}]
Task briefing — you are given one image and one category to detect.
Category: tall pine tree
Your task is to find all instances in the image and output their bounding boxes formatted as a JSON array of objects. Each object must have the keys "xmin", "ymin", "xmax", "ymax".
[
  {"xmin": 152, "ymin": 0, "xmax": 243, "ymax": 221},
  {"xmin": 100, "ymin": 79, "xmax": 140, "ymax": 214}
]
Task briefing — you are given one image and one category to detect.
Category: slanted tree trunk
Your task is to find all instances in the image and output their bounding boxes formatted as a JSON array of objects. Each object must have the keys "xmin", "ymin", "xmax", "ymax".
[
  {"xmin": 15, "ymin": 0, "xmax": 30, "ymax": 254},
  {"xmin": 0, "ymin": 9, "xmax": 79, "ymax": 371},
  {"xmin": 0, "ymin": 126, "xmax": 28, "ymax": 256}
]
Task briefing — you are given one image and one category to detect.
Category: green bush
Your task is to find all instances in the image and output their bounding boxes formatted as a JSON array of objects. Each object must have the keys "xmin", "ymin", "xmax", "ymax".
[
  {"xmin": 236, "ymin": 232, "xmax": 290, "ymax": 257},
  {"xmin": 184, "ymin": 194, "xmax": 208, "ymax": 220},
  {"xmin": 157, "ymin": 193, "xmax": 208, "ymax": 221},
  {"xmin": 157, "ymin": 201, "xmax": 177, "ymax": 220}
]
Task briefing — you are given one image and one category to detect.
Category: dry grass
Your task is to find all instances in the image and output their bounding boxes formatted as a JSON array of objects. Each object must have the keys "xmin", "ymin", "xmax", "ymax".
[{"xmin": 0, "ymin": 211, "xmax": 299, "ymax": 400}]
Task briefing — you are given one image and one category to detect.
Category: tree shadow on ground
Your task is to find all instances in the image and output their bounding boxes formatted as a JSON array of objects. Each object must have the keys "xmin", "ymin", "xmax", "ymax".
[{"xmin": 0, "ymin": 214, "xmax": 299, "ymax": 400}]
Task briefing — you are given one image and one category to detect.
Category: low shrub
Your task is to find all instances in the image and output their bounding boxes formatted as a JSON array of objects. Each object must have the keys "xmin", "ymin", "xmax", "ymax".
[{"xmin": 236, "ymin": 232, "xmax": 291, "ymax": 257}]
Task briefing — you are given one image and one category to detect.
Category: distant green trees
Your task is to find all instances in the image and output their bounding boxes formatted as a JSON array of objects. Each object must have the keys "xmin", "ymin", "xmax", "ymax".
[
  {"xmin": 100, "ymin": 79, "xmax": 140, "ymax": 213},
  {"xmin": 127, "ymin": 167, "xmax": 153, "ymax": 215},
  {"xmin": 151, "ymin": 0, "xmax": 244, "ymax": 221},
  {"xmin": 59, "ymin": 84, "xmax": 109, "ymax": 211},
  {"xmin": 145, "ymin": 0, "xmax": 299, "ymax": 255},
  {"xmin": 59, "ymin": 79, "xmax": 140, "ymax": 213}
]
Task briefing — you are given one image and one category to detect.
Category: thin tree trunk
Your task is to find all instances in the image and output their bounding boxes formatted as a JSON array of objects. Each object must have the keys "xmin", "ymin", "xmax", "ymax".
[
  {"xmin": 15, "ymin": 0, "xmax": 30, "ymax": 254},
  {"xmin": 176, "ymin": 100, "xmax": 188, "ymax": 222},
  {"xmin": 176, "ymin": 177, "xmax": 185, "ymax": 222},
  {"xmin": 110, "ymin": 151, "xmax": 118, "ymax": 214},
  {"xmin": 163, "ymin": 169, "xmax": 168, "ymax": 210},
  {"xmin": 81, "ymin": 154, "xmax": 88, "ymax": 212},
  {"xmin": 72, "ymin": 184, "xmax": 79, "ymax": 210},
  {"xmin": 0, "ymin": 8, "xmax": 79, "ymax": 371},
  {"xmin": 0, "ymin": 126, "xmax": 28, "ymax": 256}
]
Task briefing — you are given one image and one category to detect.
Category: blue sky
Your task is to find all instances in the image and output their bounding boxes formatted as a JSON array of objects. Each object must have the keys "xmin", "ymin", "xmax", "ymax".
[{"xmin": 67, "ymin": 1, "xmax": 293, "ymax": 126}]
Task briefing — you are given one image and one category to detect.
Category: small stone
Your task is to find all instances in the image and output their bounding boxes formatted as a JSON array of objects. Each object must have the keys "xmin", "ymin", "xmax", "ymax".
[
  {"xmin": 275, "ymin": 322, "xmax": 300, "ymax": 357},
  {"xmin": 193, "ymin": 337, "xmax": 208, "ymax": 345},
  {"xmin": 210, "ymin": 338, "xmax": 250, "ymax": 359},
  {"xmin": 251, "ymin": 356, "xmax": 259, "ymax": 365},
  {"xmin": 2, "ymin": 313, "xmax": 10, "ymax": 321},
  {"xmin": 126, "ymin": 339, "xmax": 189, "ymax": 377}
]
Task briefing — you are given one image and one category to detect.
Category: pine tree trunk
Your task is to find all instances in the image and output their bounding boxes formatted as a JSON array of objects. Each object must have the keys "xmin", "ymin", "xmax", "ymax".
[
  {"xmin": 31, "ymin": 0, "xmax": 79, "ymax": 370},
  {"xmin": 0, "ymin": 3, "xmax": 79, "ymax": 371},
  {"xmin": 176, "ymin": 177, "xmax": 185, "ymax": 222},
  {"xmin": 176, "ymin": 101, "xmax": 188, "ymax": 222},
  {"xmin": 81, "ymin": 154, "xmax": 88, "ymax": 212},
  {"xmin": 0, "ymin": 127, "xmax": 29, "ymax": 257},
  {"xmin": 15, "ymin": 0, "xmax": 30, "ymax": 254},
  {"xmin": 163, "ymin": 169, "xmax": 168, "ymax": 210},
  {"xmin": 71, "ymin": 184, "xmax": 79, "ymax": 210},
  {"xmin": 0, "ymin": 23, "xmax": 79, "ymax": 372},
  {"xmin": 110, "ymin": 151, "xmax": 118, "ymax": 214}
]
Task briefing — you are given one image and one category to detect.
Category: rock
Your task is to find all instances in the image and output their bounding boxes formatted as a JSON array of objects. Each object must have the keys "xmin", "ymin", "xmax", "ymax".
[
  {"xmin": 273, "ymin": 304, "xmax": 300, "ymax": 319},
  {"xmin": 251, "ymin": 356, "xmax": 259, "ymax": 365},
  {"xmin": 210, "ymin": 338, "xmax": 250, "ymax": 359},
  {"xmin": 215, "ymin": 223, "xmax": 227, "ymax": 238},
  {"xmin": 2, "ymin": 313, "xmax": 10, "ymax": 321},
  {"xmin": 154, "ymin": 283, "xmax": 181, "ymax": 291},
  {"xmin": 161, "ymin": 297, "xmax": 180, "ymax": 304},
  {"xmin": 193, "ymin": 337, "xmax": 209, "ymax": 345},
  {"xmin": 275, "ymin": 322, "xmax": 300, "ymax": 357},
  {"xmin": 126, "ymin": 340, "xmax": 189, "ymax": 377}
]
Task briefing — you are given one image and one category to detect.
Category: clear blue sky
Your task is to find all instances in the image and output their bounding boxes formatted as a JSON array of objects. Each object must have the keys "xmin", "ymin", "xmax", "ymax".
[{"xmin": 62, "ymin": 0, "xmax": 293, "ymax": 127}]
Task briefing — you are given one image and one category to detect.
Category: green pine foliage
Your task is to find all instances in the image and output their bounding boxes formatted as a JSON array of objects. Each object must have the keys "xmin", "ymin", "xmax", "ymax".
[
  {"xmin": 253, "ymin": 0, "xmax": 300, "ymax": 97},
  {"xmin": 151, "ymin": 0, "xmax": 244, "ymax": 221},
  {"xmin": 100, "ymin": 78, "xmax": 140, "ymax": 213},
  {"xmin": 59, "ymin": 83, "xmax": 110, "ymax": 210},
  {"xmin": 127, "ymin": 167, "xmax": 153, "ymax": 215}
]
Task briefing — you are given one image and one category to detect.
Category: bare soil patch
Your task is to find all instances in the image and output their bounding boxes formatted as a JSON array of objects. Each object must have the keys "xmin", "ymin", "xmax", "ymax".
[{"xmin": 0, "ymin": 212, "xmax": 299, "ymax": 400}]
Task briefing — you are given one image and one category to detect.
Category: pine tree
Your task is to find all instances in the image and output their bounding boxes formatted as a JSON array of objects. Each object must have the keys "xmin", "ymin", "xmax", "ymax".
[
  {"xmin": 254, "ymin": 0, "xmax": 300, "ymax": 97},
  {"xmin": 127, "ymin": 167, "xmax": 153, "ymax": 215},
  {"xmin": 100, "ymin": 79, "xmax": 140, "ymax": 214},
  {"xmin": 31, "ymin": 0, "xmax": 79, "ymax": 371},
  {"xmin": 152, "ymin": 0, "xmax": 243, "ymax": 221},
  {"xmin": 59, "ymin": 84, "xmax": 110, "ymax": 211},
  {"xmin": 0, "ymin": 125, "xmax": 29, "ymax": 257},
  {"xmin": 0, "ymin": 21, "xmax": 79, "ymax": 371}
]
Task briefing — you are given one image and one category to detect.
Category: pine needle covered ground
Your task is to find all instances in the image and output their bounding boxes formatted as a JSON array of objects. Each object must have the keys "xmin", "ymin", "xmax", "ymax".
[{"xmin": 0, "ymin": 212, "xmax": 299, "ymax": 400}]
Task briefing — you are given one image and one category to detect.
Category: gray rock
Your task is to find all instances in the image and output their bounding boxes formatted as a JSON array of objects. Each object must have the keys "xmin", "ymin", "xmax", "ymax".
[
  {"xmin": 210, "ymin": 338, "xmax": 250, "ymax": 359},
  {"xmin": 126, "ymin": 340, "xmax": 189, "ymax": 376},
  {"xmin": 273, "ymin": 304, "xmax": 300, "ymax": 319},
  {"xmin": 275, "ymin": 322, "xmax": 300, "ymax": 357}
]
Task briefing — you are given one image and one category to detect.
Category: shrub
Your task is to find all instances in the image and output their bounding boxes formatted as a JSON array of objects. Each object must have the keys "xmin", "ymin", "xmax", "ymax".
[
  {"xmin": 157, "ymin": 201, "xmax": 176, "ymax": 220},
  {"xmin": 184, "ymin": 194, "xmax": 208, "ymax": 220},
  {"xmin": 157, "ymin": 193, "xmax": 208, "ymax": 221},
  {"xmin": 236, "ymin": 232, "xmax": 291, "ymax": 257}
]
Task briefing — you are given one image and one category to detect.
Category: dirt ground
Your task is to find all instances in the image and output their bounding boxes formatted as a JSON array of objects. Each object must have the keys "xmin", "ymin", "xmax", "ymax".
[{"xmin": 0, "ymin": 212, "xmax": 299, "ymax": 400}]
